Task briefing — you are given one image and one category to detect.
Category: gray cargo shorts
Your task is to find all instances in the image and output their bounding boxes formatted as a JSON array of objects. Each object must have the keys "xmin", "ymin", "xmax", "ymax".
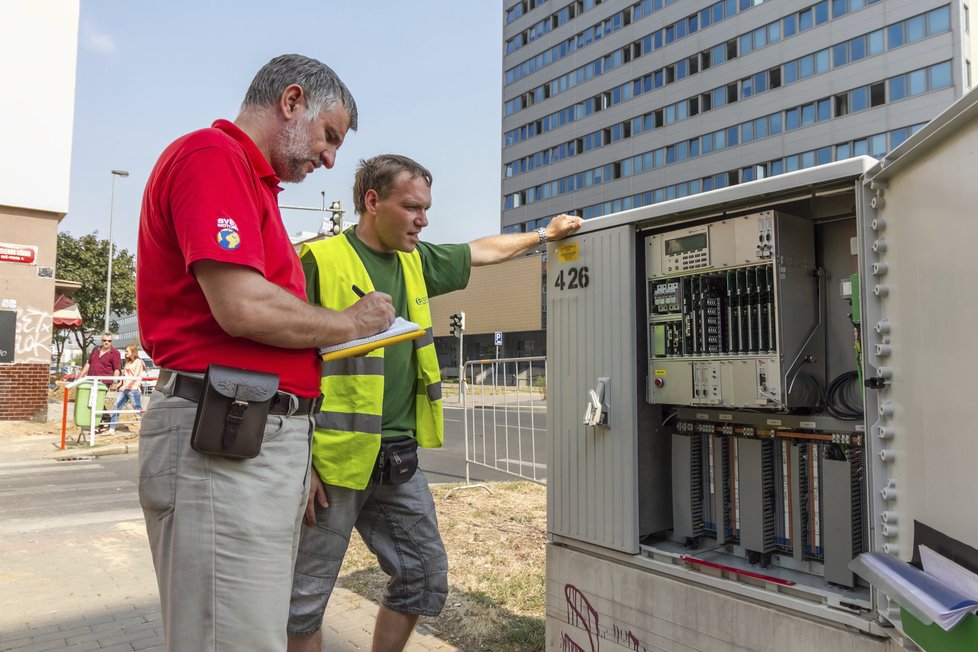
[{"xmin": 288, "ymin": 468, "xmax": 449, "ymax": 636}]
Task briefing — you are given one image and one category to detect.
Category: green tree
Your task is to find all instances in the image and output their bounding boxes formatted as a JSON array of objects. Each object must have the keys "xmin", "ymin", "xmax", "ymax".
[{"xmin": 56, "ymin": 231, "xmax": 136, "ymax": 361}]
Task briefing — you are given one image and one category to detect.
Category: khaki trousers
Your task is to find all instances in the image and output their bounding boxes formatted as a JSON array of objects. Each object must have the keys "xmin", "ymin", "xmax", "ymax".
[{"xmin": 138, "ymin": 386, "xmax": 312, "ymax": 651}]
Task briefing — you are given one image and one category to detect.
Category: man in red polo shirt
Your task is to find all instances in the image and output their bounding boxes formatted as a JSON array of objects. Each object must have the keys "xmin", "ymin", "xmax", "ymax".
[
  {"xmin": 79, "ymin": 331, "xmax": 121, "ymax": 386},
  {"xmin": 136, "ymin": 54, "xmax": 393, "ymax": 651},
  {"xmin": 78, "ymin": 331, "xmax": 121, "ymax": 430}
]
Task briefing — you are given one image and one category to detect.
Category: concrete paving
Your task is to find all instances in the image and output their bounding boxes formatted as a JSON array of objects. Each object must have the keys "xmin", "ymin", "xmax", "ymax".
[{"xmin": 0, "ymin": 422, "xmax": 459, "ymax": 652}]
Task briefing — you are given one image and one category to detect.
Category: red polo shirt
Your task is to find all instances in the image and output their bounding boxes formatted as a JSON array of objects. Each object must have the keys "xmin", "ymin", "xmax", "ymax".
[
  {"xmin": 136, "ymin": 120, "xmax": 320, "ymax": 397},
  {"xmin": 85, "ymin": 346, "xmax": 121, "ymax": 386}
]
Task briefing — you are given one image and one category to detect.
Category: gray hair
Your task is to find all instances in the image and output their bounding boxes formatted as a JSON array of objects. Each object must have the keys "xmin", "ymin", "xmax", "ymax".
[
  {"xmin": 353, "ymin": 154, "xmax": 433, "ymax": 216},
  {"xmin": 240, "ymin": 54, "xmax": 358, "ymax": 130}
]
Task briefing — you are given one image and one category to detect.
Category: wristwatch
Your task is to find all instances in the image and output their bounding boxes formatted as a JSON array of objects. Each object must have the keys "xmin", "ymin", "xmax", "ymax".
[{"xmin": 536, "ymin": 226, "xmax": 548, "ymax": 245}]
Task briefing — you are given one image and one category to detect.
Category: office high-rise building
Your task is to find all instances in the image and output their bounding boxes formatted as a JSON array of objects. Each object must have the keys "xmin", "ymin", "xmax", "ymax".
[{"xmin": 501, "ymin": 0, "xmax": 974, "ymax": 232}]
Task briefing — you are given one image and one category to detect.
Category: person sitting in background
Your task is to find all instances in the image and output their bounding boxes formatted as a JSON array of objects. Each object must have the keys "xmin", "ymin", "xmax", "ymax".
[{"xmin": 108, "ymin": 344, "xmax": 146, "ymax": 434}]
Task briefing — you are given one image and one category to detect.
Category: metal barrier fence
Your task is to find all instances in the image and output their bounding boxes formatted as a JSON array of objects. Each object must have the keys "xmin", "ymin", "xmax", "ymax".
[
  {"xmin": 459, "ymin": 355, "xmax": 547, "ymax": 485},
  {"xmin": 62, "ymin": 376, "xmax": 148, "ymax": 448}
]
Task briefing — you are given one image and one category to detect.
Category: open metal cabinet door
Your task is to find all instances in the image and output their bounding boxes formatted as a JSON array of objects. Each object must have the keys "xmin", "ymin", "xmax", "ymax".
[
  {"xmin": 858, "ymin": 88, "xmax": 978, "ymax": 628},
  {"xmin": 547, "ymin": 225, "xmax": 639, "ymax": 554}
]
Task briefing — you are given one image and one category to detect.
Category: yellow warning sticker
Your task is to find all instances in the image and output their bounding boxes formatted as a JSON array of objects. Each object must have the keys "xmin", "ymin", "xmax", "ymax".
[
  {"xmin": 557, "ymin": 242, "xmax": 579, "ymax": 263},
  {"xmin": 654, "ymin": 369, "xmax": 667, "ymax": 377}
]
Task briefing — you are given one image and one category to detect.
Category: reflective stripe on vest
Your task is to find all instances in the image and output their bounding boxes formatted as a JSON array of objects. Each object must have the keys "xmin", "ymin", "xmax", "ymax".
[
  {"xmin": 421, "ymin": 380, "xmax": 442, "ymax": 402},
  {"xmin": 301, "ymin": 233, "xmax": 444, "ymax": 490},
  {"xmin": 314, "ymin": 410, "xmax": 383, "ymax": 433},
  {"xmin": 323, "ymin": 356, "xmax": 384, "ymax": 377},
  {"xmin": 415, "ymin": 327, "xmax": 435, "ymax": 348}
]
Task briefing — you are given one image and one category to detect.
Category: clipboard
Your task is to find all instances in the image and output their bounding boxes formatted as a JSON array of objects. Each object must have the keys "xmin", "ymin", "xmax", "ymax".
[{"xmin": 318, "ymin": 317, "xmax": 424, "ymax": 361}]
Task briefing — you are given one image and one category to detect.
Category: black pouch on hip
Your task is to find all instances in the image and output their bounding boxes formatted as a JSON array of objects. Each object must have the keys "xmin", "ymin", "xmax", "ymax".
[
  {"xmin": 374, "ymin": 435, "xmax": 419, "ymax": 485},
  {"xmin": 190, "ymin": 364, "xmax": 279, "ymax": 459}
]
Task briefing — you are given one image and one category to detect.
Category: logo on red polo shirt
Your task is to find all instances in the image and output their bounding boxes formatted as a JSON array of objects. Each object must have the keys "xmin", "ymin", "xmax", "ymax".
[{"xmin": 216, "ymin": 217, "xmax": 240, "ymax": 250}]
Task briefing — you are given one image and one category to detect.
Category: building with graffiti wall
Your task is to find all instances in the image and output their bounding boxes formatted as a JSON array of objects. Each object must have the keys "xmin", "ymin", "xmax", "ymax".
[{"xmin": 0, "ymin": 1, "xmax": 81, "ymax": 420}]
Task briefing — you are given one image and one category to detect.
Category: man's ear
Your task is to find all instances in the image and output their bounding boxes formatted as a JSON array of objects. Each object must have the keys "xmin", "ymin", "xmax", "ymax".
[
  {"xmin": 363, "ymin": 189, "xmax": 380, "ymax": 214},
  {"xmin": 279, "ymin": 84, "xmax": 305, "ymax": 119}
]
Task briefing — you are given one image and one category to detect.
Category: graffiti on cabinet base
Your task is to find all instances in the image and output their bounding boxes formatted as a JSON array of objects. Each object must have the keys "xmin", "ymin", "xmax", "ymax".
[{"xmin": 562, "ymin": 584, "xmax": 648, "ymax": 652}]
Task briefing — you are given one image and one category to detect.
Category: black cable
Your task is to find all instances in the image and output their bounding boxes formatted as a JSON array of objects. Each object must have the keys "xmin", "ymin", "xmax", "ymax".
[
  {"xmin": 840, "ymin": 375, "xmax": 863, "ymax": 415},
  {"xmin": 826, "ymin": 371, "xmax": 862, "ymax": 419},
  {"xmin": 824, "ymin": 370, "xmax": 863, "ymax": 420},
  {"xmin": 824, "ymin": 443, "xmax": 847, "ymax": 461},
  {"xmin": 824, "ymin": 373, "xmax": 847, "ymax": 417}
]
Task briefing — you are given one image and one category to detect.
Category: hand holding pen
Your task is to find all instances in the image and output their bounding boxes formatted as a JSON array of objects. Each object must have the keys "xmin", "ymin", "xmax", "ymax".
[{"xmin": 346, "ymin": 283, "xmax": 394, "ymax": 337}]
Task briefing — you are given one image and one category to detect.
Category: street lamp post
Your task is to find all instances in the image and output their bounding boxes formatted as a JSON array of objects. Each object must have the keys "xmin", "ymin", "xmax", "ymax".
[{"xmin": 103, "ymin": 169, "xmax": 129, "ymax": 333}]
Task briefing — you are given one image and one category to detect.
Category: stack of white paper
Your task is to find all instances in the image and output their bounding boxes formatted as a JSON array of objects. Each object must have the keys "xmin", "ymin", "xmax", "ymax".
[{"xmin": 850, "ymin": 550, "xmax": 978, "ymax": 631}]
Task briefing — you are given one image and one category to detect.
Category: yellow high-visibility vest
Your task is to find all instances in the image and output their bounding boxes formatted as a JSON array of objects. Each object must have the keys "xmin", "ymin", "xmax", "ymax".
[{"xmin": 301, "ymin": 234, "xmax": 443, "ymax": 490}]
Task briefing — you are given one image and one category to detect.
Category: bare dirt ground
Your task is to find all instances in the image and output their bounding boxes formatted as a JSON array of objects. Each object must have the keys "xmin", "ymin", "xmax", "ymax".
[
  {"xmin": 1, "ymin": 417, "xmax": 79, "ymax": 443},
  {"xmin": 1, "ymin": 419, "xmax": 59, "ymax": 437},
  {"xmin": 25, "ymin": 418, "xmax": 141, "ymax": 451}
]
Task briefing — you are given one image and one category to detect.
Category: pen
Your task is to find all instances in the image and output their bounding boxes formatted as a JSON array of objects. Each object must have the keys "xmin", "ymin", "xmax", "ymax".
[{"xmin": 352, "ymin": 284, "xmax": 366, "ymax": 298}]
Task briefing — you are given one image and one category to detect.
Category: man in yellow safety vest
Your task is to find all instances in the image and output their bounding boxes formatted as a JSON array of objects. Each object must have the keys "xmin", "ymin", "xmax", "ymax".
[{"xmin": 287, "ymin": 154, "xmax": 582, "ymax": 652}]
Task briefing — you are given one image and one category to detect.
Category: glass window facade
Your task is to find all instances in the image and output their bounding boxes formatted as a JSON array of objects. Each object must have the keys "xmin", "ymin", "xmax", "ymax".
[
  {"xmin": 503, "ymin": 61, "xmax": 951, "ymax": 213},
  {"xmin": 501, "ymin": 0, "xmax": 958, "ymax": 233},
  {"xmin": 503, "ymin": 8, "xmax": 952, "ymax": 179},
  {"xmin": 504, "ymin": 3, "xmax": 947, "ymax": 149}
]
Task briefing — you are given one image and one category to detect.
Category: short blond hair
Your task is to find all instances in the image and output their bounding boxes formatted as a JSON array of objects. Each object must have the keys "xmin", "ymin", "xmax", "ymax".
[{"xmin": 353, "ymin": 154, "xmax": 432, "ymax": 216}]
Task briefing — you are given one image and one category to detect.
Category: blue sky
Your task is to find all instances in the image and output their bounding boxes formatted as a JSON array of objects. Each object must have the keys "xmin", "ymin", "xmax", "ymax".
[{"xmin": 64, "ymin": 1, "xmax": 504, "ymax": 255}]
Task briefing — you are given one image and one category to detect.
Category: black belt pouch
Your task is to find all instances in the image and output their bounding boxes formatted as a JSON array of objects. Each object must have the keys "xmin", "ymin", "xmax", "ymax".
[
  {"xmin": 374, "ymin": 435, "xmax": 419, "ymax": 485},
  {"xmin": 190, "ymin": 364, "xmax": 279, "ymax": 459}
]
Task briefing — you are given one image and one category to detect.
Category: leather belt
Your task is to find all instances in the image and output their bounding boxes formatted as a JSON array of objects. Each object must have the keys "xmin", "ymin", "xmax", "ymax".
[{"xmin": 156, "ymin": 369, "xmax": 321, "ymax": 416}]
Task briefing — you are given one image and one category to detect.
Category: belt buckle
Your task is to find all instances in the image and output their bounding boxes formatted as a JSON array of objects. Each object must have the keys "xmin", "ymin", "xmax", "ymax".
[{"xmin": 227, "ymin": 399, "xmax": 248, "ymax": 423}]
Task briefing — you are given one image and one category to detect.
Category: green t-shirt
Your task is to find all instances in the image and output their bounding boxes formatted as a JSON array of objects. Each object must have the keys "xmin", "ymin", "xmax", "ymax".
[{"xmin": 302, "ymin": 228, "xmax": 471, "ymax": 438}]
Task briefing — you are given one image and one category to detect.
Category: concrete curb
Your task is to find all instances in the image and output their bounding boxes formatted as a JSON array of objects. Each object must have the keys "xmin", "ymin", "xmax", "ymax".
[{"xmin": 51, "ymin": 442, "xmax": 139, "ymax": 460}]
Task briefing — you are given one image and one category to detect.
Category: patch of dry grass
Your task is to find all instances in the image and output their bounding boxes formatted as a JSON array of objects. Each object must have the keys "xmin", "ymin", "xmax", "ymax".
[{"xmin": 338, "ymin": 481, "xmax": 548, "ymax": 651}]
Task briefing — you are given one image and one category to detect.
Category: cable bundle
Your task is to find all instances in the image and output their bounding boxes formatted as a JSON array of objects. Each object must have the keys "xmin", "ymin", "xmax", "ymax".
[{"xmin": 824, "ymin": 371, "xmax": 863, "ymax": 420}]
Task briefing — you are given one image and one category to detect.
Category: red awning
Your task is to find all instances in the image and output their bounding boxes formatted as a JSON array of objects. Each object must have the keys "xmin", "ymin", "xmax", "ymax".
[{"xmin": 53, "ymin": 293, "xmax": 83, "ymax": 328}]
